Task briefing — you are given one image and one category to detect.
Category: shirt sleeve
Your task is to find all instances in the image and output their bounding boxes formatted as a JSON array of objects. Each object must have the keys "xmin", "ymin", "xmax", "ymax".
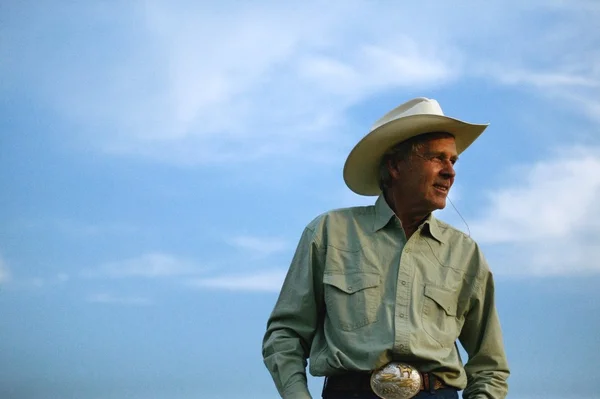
[
  {"xmin": 262, "ymin": 226, "xmax": 324, "ymax": 399},
  {"xmin": 459, "ymin": 252, "xmax": 510, "ymax": 399}
]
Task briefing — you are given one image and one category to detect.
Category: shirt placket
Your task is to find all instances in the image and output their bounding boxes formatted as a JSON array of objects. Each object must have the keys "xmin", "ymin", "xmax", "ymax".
[{"xmin": 393, "ymin": 233, "xmax": 415, "ymax": 355}]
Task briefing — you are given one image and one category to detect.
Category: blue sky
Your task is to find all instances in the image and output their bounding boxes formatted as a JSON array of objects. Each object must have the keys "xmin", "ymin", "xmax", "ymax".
[{"xmin": 1, "ymin": 1, "xmax": 600, "ymax": 398}]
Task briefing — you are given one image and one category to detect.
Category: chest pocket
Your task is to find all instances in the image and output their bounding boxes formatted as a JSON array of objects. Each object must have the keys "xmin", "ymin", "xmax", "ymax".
[
  {"xmin": 323, "ymin": 272, "xmax": 380, "ymax": 331},
  {"xmin": 421, "ymin": 285, "xmax": 460, "ymax": 347}
]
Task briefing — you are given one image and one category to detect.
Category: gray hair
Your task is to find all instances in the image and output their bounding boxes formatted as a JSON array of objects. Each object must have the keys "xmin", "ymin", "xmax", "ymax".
[{"xmin": 378, "ymin": 132, "xmax": 453, "ymax": 192}]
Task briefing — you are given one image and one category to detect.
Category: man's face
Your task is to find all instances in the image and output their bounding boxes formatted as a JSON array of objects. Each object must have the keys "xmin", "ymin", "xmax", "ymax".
[{"xmin": 390, "ymin": 135, "xmax": 458, "ymax": 213}]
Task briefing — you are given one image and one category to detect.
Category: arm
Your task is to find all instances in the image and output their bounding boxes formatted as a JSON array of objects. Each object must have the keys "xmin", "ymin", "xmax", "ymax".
[
  {"xmin": 459, "ymin": 265, "xmax": 510, "ymax": 399},
  {"xmin": 262, "ymin": 226, "xmax": 324, "ymax": 399}
]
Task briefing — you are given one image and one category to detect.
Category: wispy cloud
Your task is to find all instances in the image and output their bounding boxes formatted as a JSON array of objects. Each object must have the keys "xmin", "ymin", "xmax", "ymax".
[
  {"xmin": 188, "ymin": 270, "xmax": 286, "ymax": 292},
  {"xmin": 2, "ymin": 1, "xmax": 466, "ymax": 166},
  {"xmin": 0, "ymin": 254, "xmax": 11, "ymax": 284},
  {"xmin": 470, "ymin": 147, "xmax": 600, "ymax": 275},
  {"xmin": 52, "ymin": 219, "xmax": 140, "ymax": 237},
  {"xmin": 29, "ymin": 273, "xmax": 70, "ymax": 288},
  {"xmin": 86, "ymin": 293, "xmax": 153, "ymax": 306},
  {"xmin": 0, "ymin": 251, "xmax": 69, "ymax": 288},
  {"xmin": 491, "ymin": 70, "xmax": 599, "ymax": 89},
  {"xmin": 12, "ymin": 218, "xmax": 141, "ymax": 238},
  {"xmin": 1, "ymin": 272, "xmax": 70, "ymax": 291},
  {"xmin": 471, "ymin": 2, "xmax": 600, "ymax": 125},
  {"xmin": 5, "ymin": 1, "xmax": 598, "ymax": 168},
  {"xmin": 84, "ymin": 252, "xmax": 201, "ymax": 279},
  {"xmin": 484, "ymin": 65, "xmax": 600, "ymax": 125},
  {"xmin": 227, "ymin": 236, "xmax": 289, "ymax": 256}
]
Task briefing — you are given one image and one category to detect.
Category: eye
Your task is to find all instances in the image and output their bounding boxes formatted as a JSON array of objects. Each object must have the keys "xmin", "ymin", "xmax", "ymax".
[{"xmin": 434, "ymin": 155, "xmax": 458, "ymax": 166}]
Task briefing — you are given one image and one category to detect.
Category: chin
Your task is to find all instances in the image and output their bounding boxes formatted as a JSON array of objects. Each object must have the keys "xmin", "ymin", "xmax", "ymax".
[
  {"xmin": 431, "ymin": 199, "xmax": 447, "ymax": 211},
  {"xmin": 423, "ymin": 195, "xmax": 447, "ymax": 212}
]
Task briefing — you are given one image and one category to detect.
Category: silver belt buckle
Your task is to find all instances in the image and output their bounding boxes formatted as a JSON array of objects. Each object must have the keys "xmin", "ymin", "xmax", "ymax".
[{"xmin": 370, "ymin": 362, "xmax": 421, "ymax": 399}]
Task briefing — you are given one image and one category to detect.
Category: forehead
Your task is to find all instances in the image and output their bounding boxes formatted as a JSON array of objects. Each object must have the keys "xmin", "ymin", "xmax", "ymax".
[{"xmin": 419, "ymin": 136, "xmax": 457, "ymax": 155}]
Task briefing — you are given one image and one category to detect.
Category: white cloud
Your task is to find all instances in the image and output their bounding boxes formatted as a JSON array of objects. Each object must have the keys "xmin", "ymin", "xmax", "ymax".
[
  {"xmin": 2, "ymin": 1, "xmax": 598, "ymax": 177},
  {"xmin": 189, "ymin": 270, "xmax": 286, "ymax": 292},
  {"xmin": 296, "ymin": 40, "xmax": 455, "ymax": 99},
  {"xmin": 470, "ymin": 147, "xmax": 600, "ymax": 275},
  {"xmin": 492, "ymin": 70, "xmax": 599, "ymax": 89},
  {"xmin": 482, "ymin": 65, "xmax": 600, "ymax": 124},
  {"xmin": 469, "ymin": 2, "xmax": 600, "ymax": 125},
  {"xmin": 0, "ymin": 255, "xmax": 11, "ymax": 284},
  {"xmin": 2, "ymin": 273, "xmax": 71, "ymax": 291},
  {"xmin": 86, "ymin": 293, "xmax": 153, "ymax": 306},
  {"xmin": 27, "ymin": 273, "xmax": 70, "ymax": 288},
  {"xmin": 2, "ymin": 1, "xmax": 467, "ymax": 166},
  {"xmin": 227, "ymin": 236, "xmax": 289, "ymax": 256},
  {"xmin": 52, "ymin": 219, "xmax": 140, "ymax": 237},
  {"xmin": 0, "ymin": 251, "xmax": 67, "ymax": 288},
  {"xmin": 14, "ymin": 218, "xmax": 141, "ymax": 238},
  {"xmin": 85, "ymin": 252, "xmax": 201, "ymax": 278}
]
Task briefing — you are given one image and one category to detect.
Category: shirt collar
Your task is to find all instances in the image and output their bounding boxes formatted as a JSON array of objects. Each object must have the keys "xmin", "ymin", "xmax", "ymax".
[
  {"xmin": 372, "ymin": 194, "xmax": 396, "ymax": 232},
  {"xmin": 372, "ymin": 194, "xmax": 445, "ymax": 244},
  {"xmin": 422, "ymin": 213, "xmax": 445, "ymax": 244}
]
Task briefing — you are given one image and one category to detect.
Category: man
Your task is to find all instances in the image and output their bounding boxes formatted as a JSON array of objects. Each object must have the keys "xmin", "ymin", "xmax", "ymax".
[{"xmin": 262, "ymin": 97, "xmax": 509, "ymax": 399}]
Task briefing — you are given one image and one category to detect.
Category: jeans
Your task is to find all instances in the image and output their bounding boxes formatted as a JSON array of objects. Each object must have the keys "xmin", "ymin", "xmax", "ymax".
[{"xmin": 322, "ymin": 388, "xmax": 459, "ymax": 399}]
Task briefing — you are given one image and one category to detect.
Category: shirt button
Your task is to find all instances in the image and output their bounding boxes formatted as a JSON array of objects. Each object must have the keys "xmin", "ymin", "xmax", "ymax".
[
  {"xmin": 405, "ymin": 248, "xmax": 411, "ymax": 253},
  {"xmin": 347, "ymin": 286, "xmax": 353, "ymax": 292},
  {"xmin": 401, "ymin": 281, "xmax": 407, "ymax": 286},
  {"xmin": 399, "ymin": 313, "xmax": 405, "ymax": 318}
]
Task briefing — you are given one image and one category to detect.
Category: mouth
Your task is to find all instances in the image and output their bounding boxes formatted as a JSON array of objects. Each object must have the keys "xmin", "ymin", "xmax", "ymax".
[{"xmin": 433, "ymin": 184, "xmax": 450, "ymax": 194}]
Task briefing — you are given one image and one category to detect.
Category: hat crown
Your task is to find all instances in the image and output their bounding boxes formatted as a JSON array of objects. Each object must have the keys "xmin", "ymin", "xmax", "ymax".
[{"xmin": 370, "ymin": 97, "xmax": 445, "ymax": 132}]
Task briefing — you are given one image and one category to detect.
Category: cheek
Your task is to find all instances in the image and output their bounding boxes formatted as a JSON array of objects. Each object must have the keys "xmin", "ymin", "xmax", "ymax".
[{"xmin": 418, "ymin": 173, "xmax": 434, "ymax": 189}]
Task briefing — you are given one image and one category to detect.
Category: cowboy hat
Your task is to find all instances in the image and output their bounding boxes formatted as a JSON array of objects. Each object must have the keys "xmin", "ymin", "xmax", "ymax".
[{"xmin": 343, "ymin": 97, "xmax": 489, "ymax": 196}]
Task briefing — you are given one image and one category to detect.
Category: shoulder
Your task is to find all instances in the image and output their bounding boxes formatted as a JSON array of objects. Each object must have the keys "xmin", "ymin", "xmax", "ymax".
[
  {"xmin": 433, "ymin": 217, "xmax": 491, "ymax": 274},
  {"xmin": 304, "ymin": 204, "xmax": 375, "ymax": 247},
  {"xmin": 435, "ymin": 218, "xmax": 477, "ymax": 246},
  {"xmin": 307, "ymin": 204, "xmax": 374, "ymax": 229}
]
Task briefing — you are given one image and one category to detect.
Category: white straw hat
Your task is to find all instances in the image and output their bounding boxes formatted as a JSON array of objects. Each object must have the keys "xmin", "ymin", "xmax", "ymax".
[{"xmin": 343, "ymin": 97, "xmax": 489, "ymax": 196}]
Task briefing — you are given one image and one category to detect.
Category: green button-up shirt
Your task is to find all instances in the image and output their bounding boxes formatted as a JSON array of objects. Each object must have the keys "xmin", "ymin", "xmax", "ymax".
[{"xmin": 262, "ymin": 195, "xmax": 509, "ymax": 399}]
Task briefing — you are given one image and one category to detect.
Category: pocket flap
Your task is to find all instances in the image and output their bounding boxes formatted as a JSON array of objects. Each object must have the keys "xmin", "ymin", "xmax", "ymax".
[
  {"xmin": 424, "ymin": 285, "xmax": 457, "ymax": 316},
  {"xmin": 323, "ymin": 273, "xmax": 380, "ymax": 294}
]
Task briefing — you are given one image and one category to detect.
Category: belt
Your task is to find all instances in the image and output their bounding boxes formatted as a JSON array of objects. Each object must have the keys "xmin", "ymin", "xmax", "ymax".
[{"xmin": 324, "ymin": 371, "xmax": 449, "ymax": 395}]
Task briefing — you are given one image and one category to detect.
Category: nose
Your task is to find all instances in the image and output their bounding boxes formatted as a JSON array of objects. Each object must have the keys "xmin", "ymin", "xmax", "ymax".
[{"xmin": 441, "ymin": 161, "xmax": 456, "ymax": 179}]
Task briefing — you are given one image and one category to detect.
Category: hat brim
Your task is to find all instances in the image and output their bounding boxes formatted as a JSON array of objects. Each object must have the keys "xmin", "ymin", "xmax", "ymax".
[{"xmin": 343, "ymin": 114, "xmax": 488, "ymax": 196}]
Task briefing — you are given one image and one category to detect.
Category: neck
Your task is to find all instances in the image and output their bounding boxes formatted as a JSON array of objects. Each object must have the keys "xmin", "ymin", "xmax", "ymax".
[{"xmin": 384, "ymin": 190, "xmax": 430, "ymax": 239}]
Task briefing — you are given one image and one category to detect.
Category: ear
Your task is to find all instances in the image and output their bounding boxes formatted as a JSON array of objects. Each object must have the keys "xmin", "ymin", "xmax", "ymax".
[{"xmin": 387, "ymin": 159, "xmax": 403, "ymax": 180}]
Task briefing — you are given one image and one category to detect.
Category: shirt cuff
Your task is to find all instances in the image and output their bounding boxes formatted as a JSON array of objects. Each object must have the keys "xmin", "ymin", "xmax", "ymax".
[{"xmin": 282, "ymin": 380, "xmax": 312, "ymax": 399}]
